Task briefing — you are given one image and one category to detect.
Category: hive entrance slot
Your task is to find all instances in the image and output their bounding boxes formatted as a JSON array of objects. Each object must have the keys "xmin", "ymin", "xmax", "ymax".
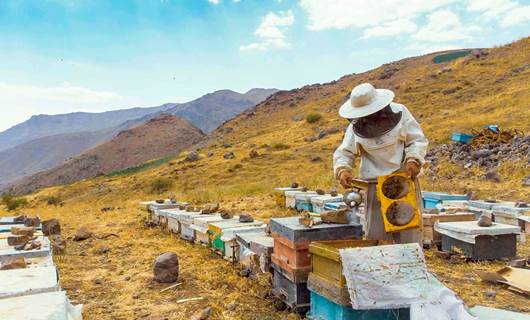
[
  {"xmin": 385, "ymin": 202, "xmax": 415, "ymax": 226},
  {"xmin": 381, "ymin": 176, "xmax": 409, "ymax": 199}
]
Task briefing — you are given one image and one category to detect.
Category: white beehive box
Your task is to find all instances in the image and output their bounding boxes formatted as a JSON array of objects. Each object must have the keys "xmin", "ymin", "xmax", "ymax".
[
  {"xmin": 285, "ymin": 190, "xmax": 316, "ymax": 209},
  {"xmin": 0, "ymin": 291, "xmax": 82, "ymax": 320},
  {"xmin": 191, "ymin": 215, "xmax": 238, "ymax": 246},
  {"xmin": 311, "ymin": 194, "xmax": 344, "ymax": 213},
  {"xmin": 222, "ymin": 225, "xmax": 267, "ymax": 261},
  {"xmin": 0, "ymin": 236, "xmax": 51, "ymax": 263},
  {"xmin": 0, "ymin": 266, "xmax": 59, "ymax": 299}
]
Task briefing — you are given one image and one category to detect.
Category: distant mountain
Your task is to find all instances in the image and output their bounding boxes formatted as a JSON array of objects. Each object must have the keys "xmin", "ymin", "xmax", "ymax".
[
  {"xmin": 0, "ymin": 104, "xmax": 177, "ymax": 151},
  {"xmin": 0, "ymin": 88, "xmax": 277, "ymax": 189},
  {"xmin": 168, "ymin": 88, "xmax": 279, "ymax": 133},
  {"xmin": 9, "ymin": 114, "xmax": 205, "ymax": 195}
]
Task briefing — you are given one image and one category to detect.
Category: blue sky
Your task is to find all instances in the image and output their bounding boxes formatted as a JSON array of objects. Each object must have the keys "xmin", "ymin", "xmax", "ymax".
[{"xmin": 0, "ymin": 0, "xmax": 529, "ymax": 131}]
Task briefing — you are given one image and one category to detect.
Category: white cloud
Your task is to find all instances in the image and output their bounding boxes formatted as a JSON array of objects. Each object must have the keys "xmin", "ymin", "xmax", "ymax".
[
  {"xmin": 407, "ymin": 42, "xmax": 463, "ymax": 54},
  {"xmin": 240, "ymin": 10, "xmax": 295, "ymax": 52},
  {"xmin": 467, "ymin": 0, "xmax": 518, "ymax": 19},
  {"xmin": 208, "ymin": 0, "xmax": 220, "ymax": 4},
  {"xmin": 413, "ymin": 10, "xmax": 479, "ymax": 42},
  {"xmin": 0, "ymin": 83, "xmax": 126, "ymax": 131},
  {"xmin": 500, "ymin": 5, "xmax": 530, "ymax": 27},
  {"xmin": 298, "ymin": 0, "xmax": 456, "ymax": 31},
  {"xmin": 362, "ymin": 19, "xmax": 417, "ymax": 38}
]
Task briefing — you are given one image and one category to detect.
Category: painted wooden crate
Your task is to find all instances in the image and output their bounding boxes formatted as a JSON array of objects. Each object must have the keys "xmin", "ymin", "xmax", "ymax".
[
  {"xmin": 451, "ymin": 132, "xmax": 475, "ymax": 144},
  {"xmin": 274, "ymin": 187, "xmax": 302, "ymax": 207},
  {"xmin": 324, "ymin": 202, "xmax": 348, "ymax": 211},
  {"xmin": 0, "ymin": 291, "xmax": 82, "ymax": 320},
  {"xmin": 309, "ymin": 240, "xmax": 390, "ymax": 288},
  {"xmin": 147, "ymin": 201, "xmax": 187, "ymax": 224},
  {"xmin": 308, "ymin": 290, "xmax": 410, "ymax": 320},
  {"xmin": 270, "ymin": 217, "xmax": 362, "ymax": 283},
  {"xmin": 285, "ymin": 191, "xmax": 316, "ymax": 209},
  {"xmin": 436, "ymin": 221, "xmax": 520, "ymax": 260},
  {"xmin": 217, "ymin": 226, "xmax": 267, "ymax": 261},
  {"xmin": 236, "ymin": 231, "xmax": 270, "ymax": 273},
  {"xmin": 468, "ymin": 200, "xmax": 515, "ymax": 211},
  {"xmin": 311, "ymin": 195, "xmax": 343, "ymax": 214},
  {"xmin": 422, "ymin": 212, "xmax": 476, "ymax": 245},
  {"xmin": 295, "ymin": 192, "xmax": 321, "ymax": 212},
  {"xmin": 191, "ymin": 215, "xmax": 238, "ymax": 246},
  {"xmin": 272, "ymin": 264, "xmax": 310, "ymax": 314},
  {"xmin": 178, "ymin": 213, "xmax": 213, "ymax": 242}
]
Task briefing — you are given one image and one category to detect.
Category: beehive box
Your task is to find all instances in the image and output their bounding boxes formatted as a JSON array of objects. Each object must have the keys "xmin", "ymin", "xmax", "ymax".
[
  {"xmin": 208, "ymin": 220, "xmax": 266, "ymax": 258},
  {"xmin": 236, "ymin": 231, "xmax": 269, "ymax": 273},
  {"xmin": 270, "ymin": 217, "xmax": 362, "ymax": 283},
  {"xmin": 308, "ymin": 290, "xmax": 410, "ymax": 320},
  {"xmin": 311, "ymin": 195, "xmax": 343, "ymax": 214},
  {"xmin": 519, "ymin": 216, "xmax": 530, "ymax": 235},
  {"xmin": 0, "ymin": 291, "xmax": 82, "ymax": 320},
  {"xmin": 493, "ymin": 211, "xmax": 526, "ymax": 229},
  {"xmin": 468, "ymin": 200, "xmax": 515, "ymax": 211},
  {"xmin": 451, "ymin": 132, "xmax": 475, "ymax": 144},
  {"xmin": 272, "ymin": 264, "xmax": 310, "ymax": 313},
  {"xmin": 192, "ymin": 215, "xmax": 238, "ymax": 246},
  {"xmin": 309, "ymin": 239, "xmax": 389, "ymax": 288},
  {"xmin": 274, "ymin": 187, "xmax": 302, "ymax": 207},
  {"xmin": 422, "ymin": 192, "xmax": 469, "ymax": 209},
  {"xmin": 285, "ymin": 191, "xmax": 316, "ymax": 209},
  {"xmin": 219, "ymin": 226, "xmax": 267, "ymax": 261},
  {"xmin": 236, "ymin": 230, "xmax": 267, "ymax": 259},
  {"xmin": 0, "ymin": 265, "xmax": 59, "ymax": 299},
  {"xmin": 0, "ymin": 217, "xmax": 18, "ymax": 225},
  {"xmin": 323, "ymin": 202, "xmax": 348, "ymax": 211},
  {"xmin": 0, "ymin": 236, "xmax": 51, "ymax": 263},
  {"xmin": 422, "ymin": 212, "xmax": 476, "ymax": 245},
  {"xmin": 435, "ymin": 221, "xmax": 520, "ymax": 260},
  {"xmin": 0, "ymin": 224, "xmax": 41, "ymax": 233},
  {"xmin": 178, "ymin": 212, "xmax": 207, "ymax": 242},
  {"xmin": 159, "ymin": 208, "xmax": 189, "ymax": 233},
  {"xmin": 295, "ymin": 192, "xmax": 321, "ymax": 212},
  {"xmin": 147, "ymin": 201, "xmax": 187, "ymax": 224}
]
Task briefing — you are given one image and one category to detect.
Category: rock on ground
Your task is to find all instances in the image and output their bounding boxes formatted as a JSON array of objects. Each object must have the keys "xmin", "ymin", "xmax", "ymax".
[
  {"xmin": 24, "ymin": 216, "xmax": 41, "ymax": 227},
  {"xmin": 42, "ymin": 218, "xmax": 61, "ymax": 236},
  {"xmin": 153, "ymin": 252, "xmax": 179, "ymax": 283},
  {"xmin": 74, "ymin": 226, "xmax": 93, "ymax": 241}
]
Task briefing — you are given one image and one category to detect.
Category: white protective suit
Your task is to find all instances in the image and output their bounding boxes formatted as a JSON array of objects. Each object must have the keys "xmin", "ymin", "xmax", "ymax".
[
  {"xmin": 333, "ymin": 103, "xmax": 428, "ymax": 180},
  {"xmin": 333, "ymin": 102, "xmax": 429, "ymax": 243}
]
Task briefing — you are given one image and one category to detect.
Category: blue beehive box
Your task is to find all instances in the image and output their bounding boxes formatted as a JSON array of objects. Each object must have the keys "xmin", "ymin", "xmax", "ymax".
[
  {"xmin": 295, "ymin": 193, "xmax": 320, "ymax": 212},
  {"xmin": 422, "ymin": 192, "xmax": 469, "ymax": 209},
  {"xmin": 324, "ymin": 202, "xmax": 348, "ymax": 211},
  {"xmin": 307, "ymin": 291, "xmax": 410, "ymax": 320},
  {"xmin": 451, "ymin": 132, "xmax": 475, "ymax": 144}
]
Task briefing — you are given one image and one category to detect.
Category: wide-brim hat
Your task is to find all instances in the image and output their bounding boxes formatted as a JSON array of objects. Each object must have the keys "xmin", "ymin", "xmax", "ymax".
[{"xmin": 339, "ymin": 83, "xmax": 394, "ymax": 119}]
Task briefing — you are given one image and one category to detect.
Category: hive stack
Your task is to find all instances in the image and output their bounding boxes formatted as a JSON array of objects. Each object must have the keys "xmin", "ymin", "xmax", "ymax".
[
  {"xmin": 269, "ymin": 217, "xmax": 361, "ymax": 313},
  {"xmin": 492, "ymin": 202, "xmax": 530, "ymax": 234},
  {"xmin": 307, "ymin": 240, "xmax": 409, "ymax": 320},
  {"xmin": 208, "ymin": 219, "xmax": 267, "ymax": 261},
  {"xmin": 0, "ymin": 216, "xmax": 82, "ymax": 319},
  {"xmin": 147, "ymin": 200, "xmax": 188, "ymax": 226},
  {"xmin": 310, "ymin": 194, "xmax": 343, "ymax": 214},
  {"xmin": 274, "ymin": 186, "xmax": 303, "ymax": 208},
  {"xmin": 285, "ymin": 190, "xmax": 316, "ymax": 209}
]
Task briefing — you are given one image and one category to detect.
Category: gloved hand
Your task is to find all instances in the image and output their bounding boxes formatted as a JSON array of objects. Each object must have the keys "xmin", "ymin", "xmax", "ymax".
[
  {"xmin": 405, "ymin": 160, "xmax": 421, "ymax": 179},
  {"xmin": 339, "ymin": 170, "xmax": 354, "ymax": 189}
]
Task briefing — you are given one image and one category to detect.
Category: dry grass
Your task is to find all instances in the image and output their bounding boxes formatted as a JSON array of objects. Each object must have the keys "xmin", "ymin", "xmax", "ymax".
[{"xmin": 1, "ymin": 38, "xmax": 529, "ymax": 318}]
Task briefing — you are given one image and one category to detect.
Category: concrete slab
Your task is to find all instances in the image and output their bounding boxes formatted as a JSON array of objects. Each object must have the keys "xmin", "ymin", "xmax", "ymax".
[
  {"xmin": 436, "ymin": 221, "xmax": 520, "ymax": 235},
  {"xmin": 0, "ymin": 265, "xmax": 59, "ymax": 299},
  {"xmin": 0, "ymin": 291, "xmax": 82, "ymax": 320}
]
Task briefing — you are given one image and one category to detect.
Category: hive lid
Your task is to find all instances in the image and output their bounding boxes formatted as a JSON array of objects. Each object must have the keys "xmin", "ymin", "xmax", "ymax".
[
  {"xmin": 274, "ymin": 187, "xmax": 302, "ymax": 192},
  {"xmin": 0, "ymin": 266, "xmax": 59, "ymax": 299},
  {"xmin": 270, "ymin": 217, "xmax": 362, "ymax": 243},
  {"xmin": 310, "ymin": 195, "xmax": 343, "ymax": 205},
  {"xmin": 468, "ymin": 200, "xmax": 515, "ymax": 210},
  {"xmin": 435, "ymin": 221, "xmax": 520, "ymax": 235},
  {"xmin": 0, "ymin": 290, "xmax": 82, "ymax": 320}
]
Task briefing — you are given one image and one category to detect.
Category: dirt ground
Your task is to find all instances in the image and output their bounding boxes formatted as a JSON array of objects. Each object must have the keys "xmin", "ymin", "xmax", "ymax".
[{"xmin": 2, "ymin": 193, "xmax": 529, "ymax": 320}]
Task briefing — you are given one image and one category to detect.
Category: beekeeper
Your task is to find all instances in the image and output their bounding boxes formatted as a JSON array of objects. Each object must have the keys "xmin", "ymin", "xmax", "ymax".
[{"xmin": 334, "ymin": 83, "xmax": 428, "ymax": 243}]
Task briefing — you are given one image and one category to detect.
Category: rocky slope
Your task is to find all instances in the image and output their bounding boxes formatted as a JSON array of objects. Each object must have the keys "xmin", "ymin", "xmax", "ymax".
[
  {"xmin": 8, "ymin": 114, "xmax": 205, "ymax": 194},
  {"xmin": 0, "ymin": 88, "xmax": 277, "ymax": 188}
]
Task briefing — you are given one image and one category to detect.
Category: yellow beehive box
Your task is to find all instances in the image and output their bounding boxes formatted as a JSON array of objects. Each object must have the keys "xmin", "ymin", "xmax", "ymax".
[
  {"xmin": 273, "ymin": 187, "xmax": 302, "ymax": 207},
  {"xmin": 376, "ymin": 173, "xmax": 421, "ymax": 233},
  {"xmin": 309, "ymin": 240, "xmax": 391, "ymax": 288}
]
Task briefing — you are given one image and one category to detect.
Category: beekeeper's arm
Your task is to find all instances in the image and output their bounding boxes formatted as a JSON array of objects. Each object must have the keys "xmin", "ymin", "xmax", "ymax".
[
  {"xmin": 334, "ymin": 124, "xmax": 358, "ymax": 186},
  {"xmin": 402, "ymin": 107, "xmax": 428, "ymax": 177}
]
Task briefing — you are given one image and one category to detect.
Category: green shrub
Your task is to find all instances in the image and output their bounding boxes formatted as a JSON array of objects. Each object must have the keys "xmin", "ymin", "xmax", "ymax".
[
  {"xmin": 432, "ymin": 50, "xmax": 471, "ymax": 64},
  {"xmin": 150, "ymin": 177, "xmax": 174, "ymax": 194},
  {"xmin": 306, "ymin": 113, "xmax": 322, "ymax": 123},
  {"xmin": 1, "ymin": 194, "xmax": 28, "ymax": 211},
  {"xmin": 108, "ymin": 156, "xmax": 173, "ymax": 177}
]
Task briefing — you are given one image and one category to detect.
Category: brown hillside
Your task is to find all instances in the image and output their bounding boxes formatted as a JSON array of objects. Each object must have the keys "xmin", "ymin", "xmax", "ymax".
[
  {"xmin": 9, "ymin": 114, "xmax": 204, "ymax": 195},
  {"xmin": 2, "ymin": 38, "xmax": 529, "ymax": 320}
]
